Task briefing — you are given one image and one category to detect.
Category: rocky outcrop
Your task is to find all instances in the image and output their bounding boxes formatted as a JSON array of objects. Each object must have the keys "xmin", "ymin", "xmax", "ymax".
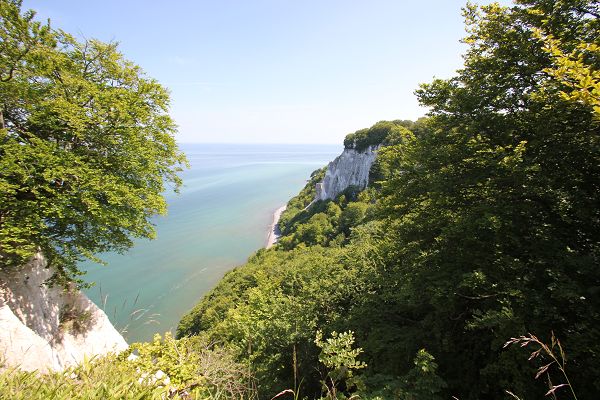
[
  {"xmin": 0, "ymin": 253, "xmax": 128, "ymax": 372},
  {"xmin": 315, "ymin": 145, "xmax": 380, "ymax": 201}
]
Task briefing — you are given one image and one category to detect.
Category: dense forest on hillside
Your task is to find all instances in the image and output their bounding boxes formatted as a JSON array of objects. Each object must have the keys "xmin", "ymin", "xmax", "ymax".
[
  {"xmin": 178, "ymin": 1, "xmax": 600, "ymax": 399},
  {"xmin": 2, "ymin": 0, "xmax": 599, "ymax": 399}
]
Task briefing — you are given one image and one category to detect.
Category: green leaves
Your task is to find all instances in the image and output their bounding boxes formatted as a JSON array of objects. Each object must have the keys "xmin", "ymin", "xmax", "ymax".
[
  {"xmin": 0, "ymin": 1, "xmax": 186, "ymax": 285},
  {"xmin": 0, "ymin": 334, "xmax": 255, "ymax": 400},
  {"xmin": 315, "ymin": 330, "xmax": 366, "ymax": 399},
  {"xmin": 536, "ymin": 30, "xmax": 600, "ymax": 116},
  {"xmin": 378, "ymin": 0, "xmax": 600, "ymax": 398},
  {"xmin": 178, "ymin": 245, "xmax": 365, "ymax": 398},
  {"xmin": 177, "ymin": 1, "xmax": 600, "ymax": 399},
  {"xmin": 343, "ymin": 120, "xmax": 413, "ymax": 151}
]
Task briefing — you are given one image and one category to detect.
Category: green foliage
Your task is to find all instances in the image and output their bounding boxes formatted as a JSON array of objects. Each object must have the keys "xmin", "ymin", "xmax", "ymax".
[
  {"xmin": 130, "ymin": 332, "xmax": 200, "ymax": 386},
  {"xmin": 339, "ymin": 202, "xmax": 367, "ymax": 236},
  {"xmin": 344, "ymin": 120, "xmax": 413, "ymax": 151},
  {"xmin": 180, "ymin": 1, "xmax": 600, "ymax": 399},
  {"xmin": 396, "ymin": 349, "xmax": 447, "ymax": 400},
  {"xmin": 536, "ymin": 29, "xmax": 600, "ymax": 115},
  {"xmin": 325, "ymin": 202, "xmax": 342, "ymax": 225},
  {"xmin": 277, "ymin": 180, "xmax": 374, "ymax": 250},
  {"xmin": 0, "ymin": 354, "xmax": 166, "ymax": 400},
  {"xmin": 357, "ymin": 349, "xmax": 447, "ymax": 400},
  {"xmin": 279, "ymin": 167, "xmax": 326, "ymax": 236},
  {"xmin": 0, "ymin": 1, "xmax": 186, "ymax": 285},
  {"xmin": 280, "ymin": 212, "xmax": 334, "ymax": 249},
  {"xmin": 0, "ymin": 335, "xmax": 256, "ymax": 400},
  {"xmin": 523, "ymin": 0, "xmax": 600, "ymax": 114},
  {"xmin": 58, "ymin": 303, "xmax": 93, "ymax": 334},
  {"xmin": 315, "ymin": 330, "xmax": 366, "ymax": 399},
  {"xmin": 376, "ymin": 1, "xmax": 600, "ymax": 398},
  {"xmin": 177, "ymin": 262, "xmax": 259, "ymax": 338},
  {"xmin": 278, "ymin": 197, "xmax": 372, "ymax": 250},
  {"xmin": 128, "ymin": 332, "xmax": 255, "ymax": 399},
  {"xmin": 178, "ymin": 245, "xmax": 371, "ymax": 398},
  {"xmin": 368, "ymin": 128, "xmax": 415, "ymax": 189}
]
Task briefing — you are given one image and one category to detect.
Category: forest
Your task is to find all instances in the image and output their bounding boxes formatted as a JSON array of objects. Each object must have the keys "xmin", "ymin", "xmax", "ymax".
[
  {"xmin": 1, "ymin": 0, "xmax": 599, "ymax": 399},
  {"xmin": 178, "ymin": 1, "xmax": 600, "ymax": 399}
]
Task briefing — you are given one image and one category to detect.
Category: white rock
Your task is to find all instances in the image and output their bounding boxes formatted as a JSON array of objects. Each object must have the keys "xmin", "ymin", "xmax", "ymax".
[
  {"xmin": 0, "ymin": 252, "xmax": 128, "ymax": 372},
  {"xmin": 138, "ymin": 372, "xmax": 149, "ymax": 384},
  {"xmin": 315, "ymin": 145, "xmax": 380, "ymax": 201}
]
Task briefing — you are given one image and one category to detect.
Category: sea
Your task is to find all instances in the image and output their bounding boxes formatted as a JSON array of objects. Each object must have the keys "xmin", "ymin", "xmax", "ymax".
[{"xmin": 82, "ymin": 143, "xmax": 340, "ymax": 343}]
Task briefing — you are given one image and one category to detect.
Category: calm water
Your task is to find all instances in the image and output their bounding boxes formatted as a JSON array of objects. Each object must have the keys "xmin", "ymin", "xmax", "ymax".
[{"xmin": 82, "ymin": 143, "xmax": 340, "ymax": 343}]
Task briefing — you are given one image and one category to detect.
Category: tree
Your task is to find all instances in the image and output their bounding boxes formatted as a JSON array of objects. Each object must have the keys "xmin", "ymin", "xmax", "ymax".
[
  {"xmin": 315, "ymin": 330, "xmax": 366, "ymax": 399},
  {"xmin": 377, "ymin": 1, "xmax": 599, "ymax": 398},
  {"xmin": 173, "ymin": 1, "xmax": 600, "ymax": 398},
  {"xmin": 181, "ymin": 246, "xmax": 357, "ymax": 398},
  {"xmin": 0, "ymin": 0, "xmax": 186, "ymax": 285},
  {"xmin": 530, "ymin": 0, "xmax": 600, "ymax": 115},
  {"xmin": 339, "ymin": 202, "xmax": 368, "ymax": 236},
  {"xmin": 295, "ymin": 212, "xmax": 335, "ymax": 246}
]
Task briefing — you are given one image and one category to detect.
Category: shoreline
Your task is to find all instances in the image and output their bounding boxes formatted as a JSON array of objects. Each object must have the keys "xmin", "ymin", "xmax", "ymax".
[{"xmin": 266, "ymin": 205, "xmax": 287, "ymax": 248}]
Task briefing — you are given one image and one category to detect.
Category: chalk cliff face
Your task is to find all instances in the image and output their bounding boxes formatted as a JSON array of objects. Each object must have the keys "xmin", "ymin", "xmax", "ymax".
[
  {"xmin": 315, "ymin": 145, "xmax": 380, "ymax": 201},
  {"xmin": 0, "ymin": 253, "xmax": 128, "ymax": 372}
]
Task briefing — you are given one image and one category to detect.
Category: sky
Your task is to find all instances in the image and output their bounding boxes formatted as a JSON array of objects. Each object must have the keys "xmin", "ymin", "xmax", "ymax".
[{"xmin": 23, "ymin": 1, "xmax": 513, "ymax": 144}]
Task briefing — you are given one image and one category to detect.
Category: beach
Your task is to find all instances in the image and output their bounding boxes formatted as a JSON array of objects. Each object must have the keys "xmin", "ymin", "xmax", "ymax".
[
  {"xmin": 82, "ymin": 144, "xmax": 339, "ymax": 343},
  {"xmin": 266, "ymin": 205, "xmax": 287, "ymax": 248}
]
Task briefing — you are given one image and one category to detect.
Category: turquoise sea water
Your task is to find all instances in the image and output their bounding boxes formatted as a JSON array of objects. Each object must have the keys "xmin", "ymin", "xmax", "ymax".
[{"xmin": 82, "ymin": 143, "xmax": 340, "ymax": 343}]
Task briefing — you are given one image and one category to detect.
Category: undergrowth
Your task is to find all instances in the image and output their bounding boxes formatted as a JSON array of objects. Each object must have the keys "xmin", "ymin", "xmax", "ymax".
[{"xmin": 0, "ymin": 333, "xmax": 257, "ymax": 400}]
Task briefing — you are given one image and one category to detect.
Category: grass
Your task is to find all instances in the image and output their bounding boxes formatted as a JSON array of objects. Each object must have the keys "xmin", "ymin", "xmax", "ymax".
[
  {"xmin": 0, "ymin": 355, "xmax": 165, "ymax": 400},
  {"xmin": 504, "ymin": 332, "xmax": 578, "ymax": 400},
  {"xmin": 0, "ymin": 333, "xmax": 258, "ymax": 400}
]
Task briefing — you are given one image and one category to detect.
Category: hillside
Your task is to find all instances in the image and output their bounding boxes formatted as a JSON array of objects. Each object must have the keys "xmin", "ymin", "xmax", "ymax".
[
  {"xmin": 177, "ymin": 2, "xmax": 600, "ymax": 399},
  {"xmin": 2, "ymin": 0, "xmax": 599, "ymax": 399}
]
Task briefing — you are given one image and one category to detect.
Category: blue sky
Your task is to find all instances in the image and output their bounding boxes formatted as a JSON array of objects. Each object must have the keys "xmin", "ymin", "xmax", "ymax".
[{"xmin": 23, "ymin": 1, "xmax": 512, "ymax": 144}]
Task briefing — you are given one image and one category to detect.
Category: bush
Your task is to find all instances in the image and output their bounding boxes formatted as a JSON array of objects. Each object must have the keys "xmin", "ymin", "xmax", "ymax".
[{"xmin": 0, "ymin": 334, "xmax": 257, "ymax": 400}]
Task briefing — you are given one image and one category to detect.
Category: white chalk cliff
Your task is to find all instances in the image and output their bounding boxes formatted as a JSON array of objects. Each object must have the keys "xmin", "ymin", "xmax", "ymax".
[
  {"xmin": 315, "ymin": 145, "xmax": 380, "ymax": 201},
  {"xmin": 0, "ymin": 253, "xmax": 128, "ymax": 372}
]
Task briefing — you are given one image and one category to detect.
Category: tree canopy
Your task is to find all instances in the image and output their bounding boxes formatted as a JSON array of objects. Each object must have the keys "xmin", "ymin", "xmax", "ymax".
[
  {"xmin": 179, "ymin": 1, "xmax": 600, "ymax": 399},
  {"xmin": 0, "ymin": 0, "xmax": 186, "ymax": 285},
  {"xmin": 343, "ymin": 120, "xmax": 413, "ymax": 151},
  {"xmin": 376, "ymin": 0, "xmax": 599, "ymax": 396}
]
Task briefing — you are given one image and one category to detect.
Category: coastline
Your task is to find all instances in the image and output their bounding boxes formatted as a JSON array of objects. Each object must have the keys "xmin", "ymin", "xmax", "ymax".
[{"xmin": 266, "ymin": 205, "xmax": 287, "ymax": 248}]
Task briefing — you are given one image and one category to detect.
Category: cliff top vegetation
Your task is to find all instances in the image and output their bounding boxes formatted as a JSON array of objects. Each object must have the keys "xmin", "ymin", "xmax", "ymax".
[
  {"xmin": 0, "ymin": 0, "xmax": 186, "ymax": 286},
  {"xmin": 2, "ymin": 0, "xmax": 600, "ymax": 398},
  {"xmin": 179, "ymin": 0, "xmax": 600, "ymax": 399},
  {"xmin": 343, "ymin": 120, "xmax": 415, "ymax": 151}
]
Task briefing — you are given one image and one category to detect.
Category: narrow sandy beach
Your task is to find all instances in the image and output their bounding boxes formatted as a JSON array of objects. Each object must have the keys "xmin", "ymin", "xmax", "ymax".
[{"xmin": 266, "ymin": 205, "xmax": 287, "ymax": 248}]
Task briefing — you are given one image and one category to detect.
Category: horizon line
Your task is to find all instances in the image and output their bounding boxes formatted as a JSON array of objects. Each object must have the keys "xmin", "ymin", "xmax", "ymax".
[{"xmin": 176, "ymin": 141, "xmax": 342, "ymax": 146}]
